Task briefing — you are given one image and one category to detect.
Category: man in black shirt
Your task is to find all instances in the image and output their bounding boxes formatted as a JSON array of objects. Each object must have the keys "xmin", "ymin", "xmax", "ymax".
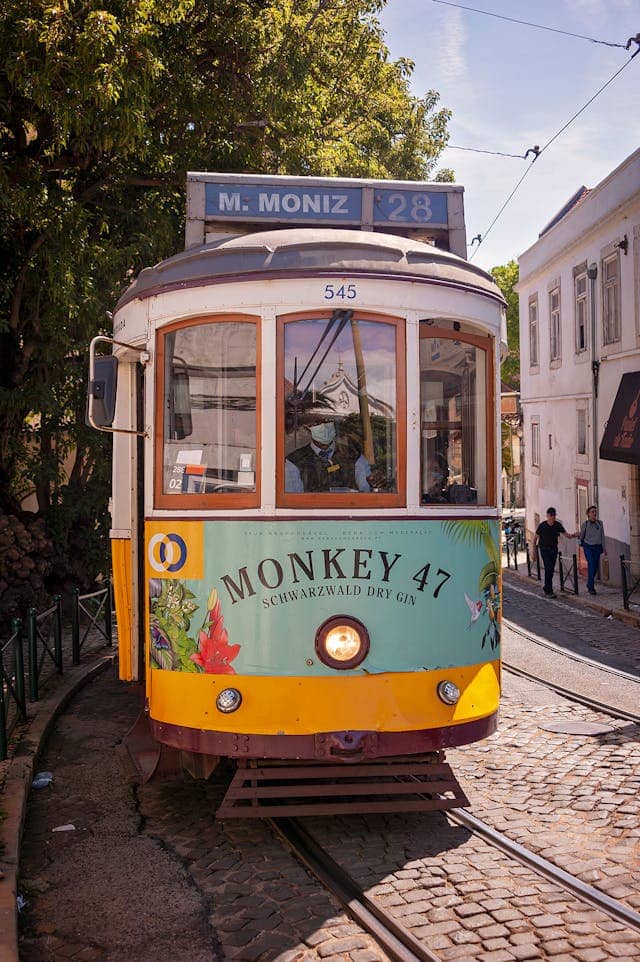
[{"xmin": 534, "ymin": 507, "xmax": 578, "ymax": 598}]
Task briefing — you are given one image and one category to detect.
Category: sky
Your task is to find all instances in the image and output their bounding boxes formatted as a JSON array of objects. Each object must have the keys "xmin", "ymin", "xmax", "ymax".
[{"xmin": 379, "ymin": 0, "xmax": 640, "ymax": 271}]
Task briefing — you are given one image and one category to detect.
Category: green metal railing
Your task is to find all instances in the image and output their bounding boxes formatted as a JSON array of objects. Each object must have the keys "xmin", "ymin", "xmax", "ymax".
[
  {"xmin": 558, "ymin": 551, "xmax": 579, "ymax": 595},
  {"xmin": 525, "ymin": 543, "xmax": 541, "ymax": 580},
  {"xmin": 503, "ymin": 534, "xmax": 520, "ymax": 570},
  {"xmin": 71, "ymin": 580, "xmax": 113, "ymax": 664},
  {"xmin": 0, "ymin": 619, "xmax": 27, "ymax": 761},
  {"xmin": 0, "ymin": 579, "xmax": 113, "ymax": 760},
  {"xmin": 620, "ymin": 556, "xmax": 640, "ymax": 610},
  {"xmin": 27, "ymin": 595, "xmax": 63, "ymax": 702}
]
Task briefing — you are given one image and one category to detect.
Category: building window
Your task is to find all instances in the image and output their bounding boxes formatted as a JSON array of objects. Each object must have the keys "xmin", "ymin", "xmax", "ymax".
[
  {"xmin": 529, "ymin": 296, "xmax": 539, "ymax": 367},
  {"xmin": 574, "ymin": 268, "xmax": 588, "ymax": 353},
  {"xmin": 531, "ymin": 421, "xmax": 540, "ymax": 469},
  {"xmin": 602, "ymin": 251, "xmax": 621, "ymax": 344},
  {"xmin": 577, "ymin": 409, "xmax": 587, "ymax": 456},
  {"xmin": 549, "ymin": 287, "xmax": 561, "ymax": 361}
]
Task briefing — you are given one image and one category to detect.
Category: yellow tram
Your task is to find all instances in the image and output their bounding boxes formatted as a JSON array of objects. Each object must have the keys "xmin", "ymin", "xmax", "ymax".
[{"xmin": 89, "ymin": 173, "xmax": 506, "ymax": 815}]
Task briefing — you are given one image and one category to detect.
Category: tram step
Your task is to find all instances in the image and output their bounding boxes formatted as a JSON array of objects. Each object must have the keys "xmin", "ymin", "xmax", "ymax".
[{"xmin": 216, "ymin": 754, "xmax": 469, "ymax": 818}]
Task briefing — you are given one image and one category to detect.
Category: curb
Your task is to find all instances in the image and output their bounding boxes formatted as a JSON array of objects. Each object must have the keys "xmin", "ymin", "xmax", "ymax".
[
  {"xmin": 502, "ymin": 566, "xmax": 640, "ymax": 629},
  {"xmin": 0, "ymin": 654, "xmax": 116, "ymax": 962}
]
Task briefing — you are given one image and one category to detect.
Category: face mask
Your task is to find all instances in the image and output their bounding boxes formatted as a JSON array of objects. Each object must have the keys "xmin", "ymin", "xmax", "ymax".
[{"xmin": 310, "ymin": 422, "xmax": 336, "ymax": 445}]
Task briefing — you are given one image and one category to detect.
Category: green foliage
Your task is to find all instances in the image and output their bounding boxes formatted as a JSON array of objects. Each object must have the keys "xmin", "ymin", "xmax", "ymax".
[
  {"xmin": 491, "ymin": 260, "xmax": 519, "ymax": 389},
  {"xmin": 1, "ymin": 0, "xmax": 452, "ymax": 581}
]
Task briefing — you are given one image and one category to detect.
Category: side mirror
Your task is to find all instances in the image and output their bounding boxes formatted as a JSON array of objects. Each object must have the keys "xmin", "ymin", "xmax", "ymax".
[{"xmin": 87, "ymin": 356, "xmax": 118, "ymax": 427}]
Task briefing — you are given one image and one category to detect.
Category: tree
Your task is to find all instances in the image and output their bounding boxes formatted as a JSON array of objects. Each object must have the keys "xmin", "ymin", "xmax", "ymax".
[
  {"xmin": 491, "ymin": 260, "xmax": 519, "ymax": 389},
  {"xmin": 1, "ymin": 0, "xmax": 453, "ymax": 594}
]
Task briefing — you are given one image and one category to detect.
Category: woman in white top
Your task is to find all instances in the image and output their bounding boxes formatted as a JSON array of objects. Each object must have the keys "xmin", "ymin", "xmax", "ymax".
[{"xmin": 579, "ymin": 505, "xmax": 606, "ymax": 595}]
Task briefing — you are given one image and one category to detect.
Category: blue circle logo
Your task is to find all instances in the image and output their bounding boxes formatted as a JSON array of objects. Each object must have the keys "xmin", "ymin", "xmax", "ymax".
[{"xmin": 149, "ymin": 533, "xmax": 188, "ymax": 573}]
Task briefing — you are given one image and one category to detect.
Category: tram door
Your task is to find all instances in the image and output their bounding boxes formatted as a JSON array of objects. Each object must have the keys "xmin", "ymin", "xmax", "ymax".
[{"xmin": 91, "ymin": 348, "xmax": 146, "ymax": 682}]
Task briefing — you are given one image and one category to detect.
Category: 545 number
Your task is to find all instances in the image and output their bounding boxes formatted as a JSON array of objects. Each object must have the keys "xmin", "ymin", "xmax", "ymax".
[{"xmin": 323, "ymin": 283, "xmax": 357, "ymax": 300}]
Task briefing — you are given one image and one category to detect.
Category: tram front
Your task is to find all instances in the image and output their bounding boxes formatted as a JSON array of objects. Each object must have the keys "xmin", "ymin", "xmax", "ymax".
[{"xmin": 88, "ymin": 174, "xmax": 507, "ymax": 815}]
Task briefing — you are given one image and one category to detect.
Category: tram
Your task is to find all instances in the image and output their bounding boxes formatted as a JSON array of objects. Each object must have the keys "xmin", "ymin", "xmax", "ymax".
[{"xmin": 88, "ymin": 173, "xmax": 506, "ymax": 816}]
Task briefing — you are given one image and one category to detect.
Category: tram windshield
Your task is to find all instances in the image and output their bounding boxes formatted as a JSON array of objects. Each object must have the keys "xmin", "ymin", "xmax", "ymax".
[
  {"xmin": 161, "ymin": 320, "xmax": 257, "ymax": 496},
  {"xmin": 282, "ymin": 313, "xmax": 398, "ymax": 496},
  {"xmin": 419, "ymin": 329, "xmax": 489, "ymax": 505}
]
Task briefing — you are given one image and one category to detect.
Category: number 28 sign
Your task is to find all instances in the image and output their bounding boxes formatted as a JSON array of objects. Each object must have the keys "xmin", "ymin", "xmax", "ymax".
[{"xmin": 373, "ymin": 189, "xmax": 447, "ymax": 226}]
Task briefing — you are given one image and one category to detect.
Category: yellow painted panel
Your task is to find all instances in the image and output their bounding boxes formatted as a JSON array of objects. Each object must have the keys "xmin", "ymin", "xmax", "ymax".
[
  {"xmin": 146, "ymin": 521, "xmax": 204, "ymax": 580},
  {"xmin": 149, "ymin": 659, "xmax": 500, "ymax": 734},
  {"xmin": 111, "ymin": 539, "xmax": 133, "ymax": 681}
]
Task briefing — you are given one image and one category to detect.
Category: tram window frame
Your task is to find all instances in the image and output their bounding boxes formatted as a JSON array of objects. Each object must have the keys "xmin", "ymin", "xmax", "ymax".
[
  {"xmin": 418, "ymin": 325, "xmax": 496, "ymax": 508},
  {"xmin": 154, "ymin": 314, "xmax": 261, "ymax": 509},
  {"xmin": 276, "ymin": 310, "xmax": 406, "ymax": 509}
]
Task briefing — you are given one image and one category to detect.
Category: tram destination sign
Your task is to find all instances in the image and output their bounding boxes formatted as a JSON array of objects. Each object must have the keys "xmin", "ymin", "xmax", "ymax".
[
  {"xmin": 203, "ymin": 182, "xmax": 448, "ymax": 227},
  {"xmin": 185, "ymin": 172, "xmax": 467, "ymax": 257},
  {"xmin": 187, "ymin": 173, "xmax": 466, "ymax": 257}
]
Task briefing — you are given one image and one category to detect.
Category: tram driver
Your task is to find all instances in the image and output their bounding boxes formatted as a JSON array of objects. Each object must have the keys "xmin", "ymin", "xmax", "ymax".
[{"xmin": 285, "ymin": 419, "xmax": 376, "ymax": 493}]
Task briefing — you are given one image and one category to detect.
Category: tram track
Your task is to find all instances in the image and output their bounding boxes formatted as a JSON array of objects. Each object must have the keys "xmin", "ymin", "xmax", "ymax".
[
  {"xmin": 503, "ymin": 617, "xmax": 640, "ymax": 684},
  {"xmin": 445, "ymin": 806, "xmax": 640, "ymax": 932},
  {"xmin": 502, "ymin": 616, "xmax": 640, "ymax": 723},
  {"xmin": 271, "ymin": 816, "xmax": 439, "ymax": 962},
  {"xmin": 501, "ymin": 659, "xmax": 640, "ymax": 723},
  {"xmin": 271, "ymin": 802, "xmax": 640, "ymax": 962}
]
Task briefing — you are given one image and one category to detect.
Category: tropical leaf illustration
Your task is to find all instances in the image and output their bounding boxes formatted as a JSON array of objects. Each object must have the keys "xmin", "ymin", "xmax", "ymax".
[
  {"xmin": 478, "ymin": 561, "xmax": 499, "ymax": 594},
  {"xmin": 443, "ymin": 520, "xmax": 500, "ymax": 569},
  {"xmin": 443, "ymin": 521, "xmax": 501, "ymax": 650}
]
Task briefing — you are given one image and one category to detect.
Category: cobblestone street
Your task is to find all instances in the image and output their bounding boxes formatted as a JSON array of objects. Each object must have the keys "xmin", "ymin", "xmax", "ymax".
[{"xmin": 13, "ymin": 577, "xmax": 640, "ymax": 962}]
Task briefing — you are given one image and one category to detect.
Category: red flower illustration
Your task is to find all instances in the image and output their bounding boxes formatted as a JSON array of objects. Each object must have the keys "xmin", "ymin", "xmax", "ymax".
[{"xmin": 190, "ymin": 595, "xmax": 240, "ymax": 674}]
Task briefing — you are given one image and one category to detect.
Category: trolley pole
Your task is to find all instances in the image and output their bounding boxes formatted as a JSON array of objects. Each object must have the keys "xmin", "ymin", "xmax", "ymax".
[{"xmin": 350, "ymin": 318, "xmax": 375, "ymax": 464}]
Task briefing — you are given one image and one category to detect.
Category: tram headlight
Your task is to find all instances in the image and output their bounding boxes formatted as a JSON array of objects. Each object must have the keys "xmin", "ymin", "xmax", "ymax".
[
  {"xmin": 216, "ymin": 688, "xmax": 242, "ymax": 713},
  {"xmin": 437, "ymin": 680, "xmax": 461, "ymax": 706},
  {"xmin": 315, "ymin": 616, "xmax": 370, "ymax": 670}
]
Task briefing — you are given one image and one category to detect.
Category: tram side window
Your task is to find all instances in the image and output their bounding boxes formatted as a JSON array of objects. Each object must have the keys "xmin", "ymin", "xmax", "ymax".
[
  {"xmin": 283, "ymin": 314, "xmax": 398, "ymax": 495},
  {"xmin": 162, "ymin": 321, "xmax": 257, "ymax": 495},
  {"xmin": 420, "ymin": 333, "xmax": 488, "ymax": 505}
]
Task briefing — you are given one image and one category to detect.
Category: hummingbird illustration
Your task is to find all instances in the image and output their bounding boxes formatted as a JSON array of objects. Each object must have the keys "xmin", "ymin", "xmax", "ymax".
[{"xmin": 464, "ymin": 592, "xmax": 484, "ymax": 627}]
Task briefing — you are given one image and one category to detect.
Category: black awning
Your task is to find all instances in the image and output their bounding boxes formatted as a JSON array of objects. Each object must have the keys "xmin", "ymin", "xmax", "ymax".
[{"xmin": 600, "ymin": 372, "xmax": 640, "ymax": 464}]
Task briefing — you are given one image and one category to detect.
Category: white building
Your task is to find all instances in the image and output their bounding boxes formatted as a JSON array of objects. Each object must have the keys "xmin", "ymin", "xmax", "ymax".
[{"xmin": 518, "ymin": 147, "xmax": 640, "ymax": 582}]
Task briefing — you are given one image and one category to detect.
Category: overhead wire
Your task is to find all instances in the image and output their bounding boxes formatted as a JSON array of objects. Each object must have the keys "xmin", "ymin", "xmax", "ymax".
[
  {"xmin": 447, "ymin": 145, "xmax": 532, "ymax": 159},
  {"xmin": 429, "ymin": 0, "xmax": 632, "ymax": 50},
  {"xmin": 468, "ymin": 47, "xmax": 639, "ymax": 259}
]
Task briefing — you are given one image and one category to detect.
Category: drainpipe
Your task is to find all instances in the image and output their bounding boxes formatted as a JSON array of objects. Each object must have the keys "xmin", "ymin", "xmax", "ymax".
[{"xmin": 587, "ymin": 263, "xmax": 599, "ymax": 508}]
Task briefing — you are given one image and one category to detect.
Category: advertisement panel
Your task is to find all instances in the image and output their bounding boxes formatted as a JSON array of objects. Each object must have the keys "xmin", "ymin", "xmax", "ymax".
[{"xmin": 146, "ymin": 520, "xmax": 500, "ymax": 676}]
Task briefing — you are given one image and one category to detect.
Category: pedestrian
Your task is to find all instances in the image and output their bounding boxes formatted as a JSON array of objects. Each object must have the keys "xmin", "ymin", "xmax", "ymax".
[
  {"xmin": 579, "ymin": 505, "xmax": 606, "ymax": 595},
  {"xmin": 534, "ymin": 507, "xmax": 578, "ymax": 598}
]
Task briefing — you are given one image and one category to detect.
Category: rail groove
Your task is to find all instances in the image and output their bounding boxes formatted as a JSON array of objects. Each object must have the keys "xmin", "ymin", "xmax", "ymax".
[
  {"xmin": 270, "ymin": 816, "xmax": 441, "ymax": 962},
  {"xmin": 502, "ymin": 617, "xmax": 640, "ymax": 723},
  {"xmin": 272, "ymin": 803, "xmax": 640, "ymax": 962},
  {"xmin": 501, "ymin": 659, "xmax": 640, "ymax": 723},
  {"xmin": 503, "ymin": 617, "xmax": 640, "ymax": 684},
  {"xmin": 446, "ymin": 807, "xmax": 640, "ymax": 933}
]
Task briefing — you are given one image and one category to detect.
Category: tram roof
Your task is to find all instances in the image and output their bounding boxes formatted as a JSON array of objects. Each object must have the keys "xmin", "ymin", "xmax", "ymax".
[{"xmin": 115, "ymin": 228, "xmax": 505, "ymax": 311}]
